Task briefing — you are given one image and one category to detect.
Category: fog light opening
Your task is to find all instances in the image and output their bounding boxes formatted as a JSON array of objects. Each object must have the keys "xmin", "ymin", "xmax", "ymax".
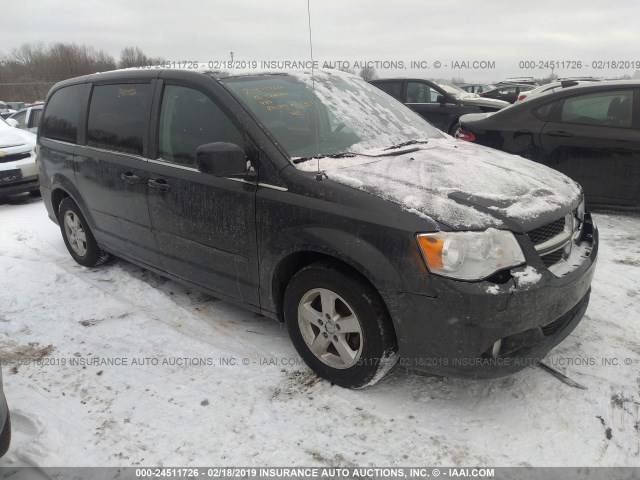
[{"xmin": 490, "ymin": 339, "xmax": 502, "ymax": 358}]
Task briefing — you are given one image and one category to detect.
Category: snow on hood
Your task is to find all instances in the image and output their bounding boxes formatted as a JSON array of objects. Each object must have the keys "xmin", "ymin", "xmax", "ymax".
[
  {"xmin": 297, "ymin": 137, "xmax": 581, "ymax": 230},
  {"xmin": 0, "ymin": 120, "xmax": 36, "ymax": 149}
]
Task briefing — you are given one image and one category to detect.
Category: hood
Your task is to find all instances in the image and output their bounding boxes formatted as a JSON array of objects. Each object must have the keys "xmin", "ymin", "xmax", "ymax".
[
  {"xmin": 458, "ymin": 96, "xmax": 509, "ymax": 109},
  {"xmin": 0, "ymin": 126, "xmax": 36, "ymax": 150},
  {"xmin": 297, "ymin": 138, "xmax": 581, "ymax": 231}
]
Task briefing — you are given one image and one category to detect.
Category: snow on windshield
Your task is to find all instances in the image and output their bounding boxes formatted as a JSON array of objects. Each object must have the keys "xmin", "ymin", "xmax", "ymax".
[
  {"xmin": 297, "ymin": 137, "xmax": 581, "ymax": 228},
  {"xmin": 222, "ymin": 70, "xmax": 444, "ymax": 158}
]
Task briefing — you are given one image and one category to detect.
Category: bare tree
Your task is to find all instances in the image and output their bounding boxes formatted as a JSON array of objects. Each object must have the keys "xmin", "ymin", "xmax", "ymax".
[
  {"xmin": 118, "ymin": 46, "xmax": 164, "ymax": 68},
  {"xmin": 0, "ymin": 42, "xmax": 117, "ymax": 101},
  {"xmin": 359, "ymin": 66, "xmax": 378, "ymax": 81}
]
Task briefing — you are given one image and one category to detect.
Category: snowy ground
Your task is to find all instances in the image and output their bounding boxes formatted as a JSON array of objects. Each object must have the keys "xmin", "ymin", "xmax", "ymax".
[{"xmin": 0, "ymin": 196, "xmax": 638, "ymax": 468}]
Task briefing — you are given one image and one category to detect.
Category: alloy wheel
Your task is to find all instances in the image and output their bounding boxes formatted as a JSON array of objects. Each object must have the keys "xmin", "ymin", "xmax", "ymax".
[{"xmin": 297, "ymin": 288, "xmax": 364, "ymax": 369}]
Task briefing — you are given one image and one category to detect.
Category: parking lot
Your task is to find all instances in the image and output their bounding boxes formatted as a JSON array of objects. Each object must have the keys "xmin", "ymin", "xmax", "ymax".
[{"xmin": 0, "ymin": 197, "xmax": 638, "ymax": 467}]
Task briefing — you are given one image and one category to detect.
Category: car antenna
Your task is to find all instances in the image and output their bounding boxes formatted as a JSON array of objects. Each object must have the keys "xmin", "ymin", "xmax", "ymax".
[{"xmin": 307, "ymin": 0, "xmax": 323, "ymax": 181}]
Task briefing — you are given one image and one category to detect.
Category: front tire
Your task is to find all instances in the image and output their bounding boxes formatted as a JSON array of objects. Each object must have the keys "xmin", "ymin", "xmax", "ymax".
[
  {"xmin": 284, "ymin": 263, "xmax": 397, "ymax": 388},
  {"xmin": 58, "ymin": 197, "xmax": 109, "ymax": 267}
]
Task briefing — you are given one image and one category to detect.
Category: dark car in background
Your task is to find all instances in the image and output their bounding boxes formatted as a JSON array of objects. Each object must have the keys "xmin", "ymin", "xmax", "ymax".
[
  {"xmin": 457, "ymin": 83, "xmax": 496, "ymax": 94},
  {"xmin": 458, "ymin": 80, "xmax": 640, "ymax": 208},
  {"xmin": 517, "ymin": 78, "xmax": 602, "ymax": 103},
  {"xmin": 0, "ymin": 367, "xmax": 10, "ymax": 459},
  {"xmin": 370, "ymin": 78, "xmax": 509, "ymax": 134},
  {"xmin": 498, "ymin": 77, "xmax": 539, "ymax": 86},
  {"xmin": 480, "ymin": 83, "xmax": 536, "ymax": 104},
  {"xmin": 6, "ymin": 102, "xmax": 26, "ymax": 112}
]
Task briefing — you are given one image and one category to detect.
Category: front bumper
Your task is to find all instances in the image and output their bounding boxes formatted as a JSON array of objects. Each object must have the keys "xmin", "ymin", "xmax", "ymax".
[
  {"xmin": 383, "ymin": 213, "xmax": 598, "ymax": 379},
  {"xmin": 0, "ymin": 174, "xmax": 40, "ymax": 196},
  {"xmin": 0, "ymin": 153, "xmax": 39, "ymax": 197}
]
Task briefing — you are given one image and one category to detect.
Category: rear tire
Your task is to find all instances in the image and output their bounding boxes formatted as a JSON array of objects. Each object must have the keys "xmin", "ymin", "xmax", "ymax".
[
  {"xmin": 0, "ymin": 412, "xmax": 10, "ymax": 459},
  {"xmin": 284, "ymin": 263, "xmax": 397, "ymax": 388},
  {"xmin": 58, "ymin": 197, "xmax": 109, "ymax": 267},
  {"xmin": 450, "ymin": 122, "xmax": 461, "ymax": 137}
]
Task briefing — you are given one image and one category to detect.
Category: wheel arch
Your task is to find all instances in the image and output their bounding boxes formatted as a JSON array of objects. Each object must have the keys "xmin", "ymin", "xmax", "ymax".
[
  {"xmin": 47, "ymin": 175, "xmax": 96, "ymax": 231},
  {"xmin": 271, "ymin": 249, "xmax": 395, "ymax": 329},
  {"xmin": 448, "ymin": 118, "xmax": 461, "ymax": 135}
]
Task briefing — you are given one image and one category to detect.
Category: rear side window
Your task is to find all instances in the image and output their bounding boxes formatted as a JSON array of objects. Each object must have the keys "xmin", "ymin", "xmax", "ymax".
[
  {"xmin": 374, "ymin": 81, "xmax": 403, "ymax": 100},
  {"xmin": 559, "ymin": 90, "xmax": 633, "ymax": 128},
  {"xmin": 41, "ymin": 84, "xmax": 84, "ymax": 143},
  {"xmin": 158, "ymin": 85, "xmax": 244, "ymax": 167},
  {"xmin": 533, "ymin": 102, "xmax": 556, "ymax": 120},
  {"xmin": 87, "ymin": 84, "xmax": 151, "ymax": 156}
]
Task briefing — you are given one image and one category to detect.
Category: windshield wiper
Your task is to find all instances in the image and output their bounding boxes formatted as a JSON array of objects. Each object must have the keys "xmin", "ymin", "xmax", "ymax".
[
  {"xmin": 292, "ymin": 152, "xmax": 356, "ymax": 164},
  {"xmin": 383, "ymin": 139, "xmax": 429, "ymax": 151}
]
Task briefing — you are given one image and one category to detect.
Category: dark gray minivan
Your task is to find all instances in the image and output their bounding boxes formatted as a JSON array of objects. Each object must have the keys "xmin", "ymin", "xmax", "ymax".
[{"xmin": 38, "ymin": 69, "xmax": 598, "ymax": 388}]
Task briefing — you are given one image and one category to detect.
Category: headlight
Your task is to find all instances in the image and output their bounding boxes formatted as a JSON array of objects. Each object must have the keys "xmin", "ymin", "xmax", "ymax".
[{"xmin": 417, "ymin": 229, "xmax": 526, "ymax": 281}]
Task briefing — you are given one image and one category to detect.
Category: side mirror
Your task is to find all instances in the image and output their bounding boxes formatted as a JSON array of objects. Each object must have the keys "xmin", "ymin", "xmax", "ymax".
[
  {"xmin": 196, "ymin": 142, "xmax": 247, "ymax": 177},
  {"xmin": 6, "ymin": 118, "xmax": 19, "ymax": 128},
  {"xmin": 436, "ymin": 95, "xmax": 446, "ymax": 105}
]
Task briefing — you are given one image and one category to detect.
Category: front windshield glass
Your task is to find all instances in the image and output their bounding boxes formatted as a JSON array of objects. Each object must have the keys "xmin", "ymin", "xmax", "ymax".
[
  {"xmin": 435, "ymin": 82, "xmax": 470, "ymax": 99},
  {"xmin": 221, "ymin": 71, "xmax": 444, "ymax": 158}
]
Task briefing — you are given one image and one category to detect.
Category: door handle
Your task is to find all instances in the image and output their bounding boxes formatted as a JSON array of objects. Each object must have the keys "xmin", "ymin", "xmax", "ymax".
[
  {"xmin": 148, "ymin": 178, "xmax": 171, "ymax": 192},
  {"xmin": 120, "ymin": 172, "xmax": 140, "ymax": 184},
  {"xmin": 546, "ymin": 131, "xmax": 574, "ymax": 138}
]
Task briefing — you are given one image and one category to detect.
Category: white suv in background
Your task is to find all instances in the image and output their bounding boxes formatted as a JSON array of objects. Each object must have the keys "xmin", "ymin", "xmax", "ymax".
[
  {"xmin": 0, "ymin": 117, "xmax": 39, "ymax": 198},
  {"xmin": 7, "ymin": 105, "xmax": 43, "ymax": 134}
]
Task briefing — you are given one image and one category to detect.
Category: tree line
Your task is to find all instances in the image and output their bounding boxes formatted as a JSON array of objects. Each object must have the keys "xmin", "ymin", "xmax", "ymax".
[{"xmin": 0, "ymin": 43, "xmax": 163, "ymax": 102}]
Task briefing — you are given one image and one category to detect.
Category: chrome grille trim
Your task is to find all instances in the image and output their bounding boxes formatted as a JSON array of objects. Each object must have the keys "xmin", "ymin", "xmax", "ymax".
[
  {"xmin": 534, "ymin": 215, "xmax": 573, "ymax": 255},
  {"xmin": 532, "ymin": 214, "xmax": 574, "ymax": 254}
]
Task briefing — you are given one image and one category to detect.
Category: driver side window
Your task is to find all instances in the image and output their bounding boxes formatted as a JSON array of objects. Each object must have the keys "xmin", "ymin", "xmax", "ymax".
[
  {"xmin": 406, "ymin": 82, "xmax": 439, "ymax": 103},
  {"xmin": 158, "ymin": 85, "xmax": 244, "ymax": 167}
]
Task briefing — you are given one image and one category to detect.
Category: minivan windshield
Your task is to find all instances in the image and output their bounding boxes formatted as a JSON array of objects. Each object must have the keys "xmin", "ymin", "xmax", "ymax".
[{"xmin": 220, "ymin": 71, "xmax": 444, "ymax": 159}]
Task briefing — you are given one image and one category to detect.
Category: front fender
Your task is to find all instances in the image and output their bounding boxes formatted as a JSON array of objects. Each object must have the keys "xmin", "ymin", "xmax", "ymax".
[
  {"xmin": 260, "ymin": 224, "xmax": 437, "ymax": 317},
  {"xmin": 286, "ymin": 226, "xmax": 405, "ymax": 291}
]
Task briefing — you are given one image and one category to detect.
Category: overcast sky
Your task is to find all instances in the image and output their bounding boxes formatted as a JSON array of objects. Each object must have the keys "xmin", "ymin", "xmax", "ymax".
[{"xmin": 3, "ymin": 0, "xmax": 640, "ymax": 82}]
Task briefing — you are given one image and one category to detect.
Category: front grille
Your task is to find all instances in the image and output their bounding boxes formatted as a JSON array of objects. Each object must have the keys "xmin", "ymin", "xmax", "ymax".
[
  {"xmin": 0, "ymin": 152, "xmax": 31, "ymax": 164},
  {"xmin": 527, "ymin": 217, "xmax": 566, "ymax": 245},
  {"xmin": 541, "ymin": 249, "xmax": 564, "ymax": 268}
]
